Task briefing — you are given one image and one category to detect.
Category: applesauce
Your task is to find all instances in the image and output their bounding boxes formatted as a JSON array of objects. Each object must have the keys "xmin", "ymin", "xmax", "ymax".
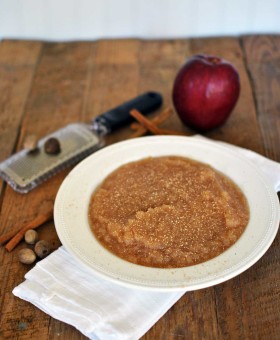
[{"xmin": 88, "ymin": 156, "xmax": 249, "ymax": 268}]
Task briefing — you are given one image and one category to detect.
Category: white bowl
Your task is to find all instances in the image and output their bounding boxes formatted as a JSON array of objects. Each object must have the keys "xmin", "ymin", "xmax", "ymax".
[{"xmin": 54, "ymin": 136, "xmax": 280, "ymax": 291}]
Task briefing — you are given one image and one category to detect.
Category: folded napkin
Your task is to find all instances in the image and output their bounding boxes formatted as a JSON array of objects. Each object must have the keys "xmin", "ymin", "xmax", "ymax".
[{"xmin": 13, "ymin": 137, "xmax": 280, "ymax": 340}]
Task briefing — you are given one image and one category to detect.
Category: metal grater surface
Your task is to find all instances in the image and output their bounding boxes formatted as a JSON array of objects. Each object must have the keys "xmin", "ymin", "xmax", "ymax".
[{"xmin": 0, "ymin": 123, "xmax": 102, "ymax": 193}]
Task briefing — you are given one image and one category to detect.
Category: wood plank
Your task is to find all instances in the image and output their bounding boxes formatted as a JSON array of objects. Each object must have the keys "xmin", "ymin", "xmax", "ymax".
[
  {"xmin": 84, "ymin": 39, "xmax": 141, "ymax": 144},
  {"xmin": 229, "ymin": 34, "xmax": 280, "ymax": 339},
  {"xmin": 206, "ymin": 36, "xmax": 280, "ymax": 339},
  {"xmin": 138, "ymin": 39, "xmax": 191, "ymax": 135},
  {"xmin": 94, "ymin": 39, "xmax": 139, "ymax": 65},
  {"xmin": 0, "ymin": 41, "xmax": 94, "ymax": 340},
  {"xmin": 144, "ymin": 290, "xmax": 219, "ymax": 340},
  {"xmin": 0, "ymin": 40, "xmax": 42, "ymax": 196},
  {"xmin": 241, "ymin": 35, "xmax": 280, "ymax": 161}
]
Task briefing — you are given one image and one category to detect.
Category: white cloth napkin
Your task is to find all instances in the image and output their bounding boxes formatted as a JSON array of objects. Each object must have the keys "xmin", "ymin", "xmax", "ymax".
[{"xmin": 13, "ymin": 137, "xmax": 280, "ymax": 340}]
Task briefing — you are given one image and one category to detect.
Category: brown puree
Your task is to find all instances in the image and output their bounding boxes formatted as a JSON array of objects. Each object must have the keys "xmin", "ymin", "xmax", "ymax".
[{"xmin": 88, "ymin": 156, "xmax": 249, "ymax": 268}]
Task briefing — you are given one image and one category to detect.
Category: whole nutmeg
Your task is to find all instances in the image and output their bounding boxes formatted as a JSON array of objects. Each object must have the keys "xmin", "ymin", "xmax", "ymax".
[
  {"xmin": 34, "ymin": 240, "xmax": 51, "ymax": 258},
  {"xmin": 44, "ymin": 137, "xmax": 61, "ymax": 155},
  {"xmin": 24, "ymin": 229, "xmax": 39, "ymax": 245},
  {"xmin": 18, "ymin": 248, "xmax": 37, "ymax": 264}
]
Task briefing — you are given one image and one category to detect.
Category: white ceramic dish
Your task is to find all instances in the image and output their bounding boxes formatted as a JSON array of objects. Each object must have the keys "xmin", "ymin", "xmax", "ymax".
[{"xmin": 54, "ymin": 136, "xmax": 280, "ymax": 291}]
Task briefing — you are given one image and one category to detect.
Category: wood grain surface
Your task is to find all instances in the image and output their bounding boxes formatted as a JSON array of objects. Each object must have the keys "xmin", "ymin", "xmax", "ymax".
[{"xmin": 0, "ymin": 36, "xmax": 279, "ymax": 339}]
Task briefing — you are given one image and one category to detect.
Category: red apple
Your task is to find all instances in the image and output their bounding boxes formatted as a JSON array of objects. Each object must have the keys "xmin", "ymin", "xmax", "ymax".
[{"xmin": 172, "ymin": 54, "xmax": 240, "ymax": 131}]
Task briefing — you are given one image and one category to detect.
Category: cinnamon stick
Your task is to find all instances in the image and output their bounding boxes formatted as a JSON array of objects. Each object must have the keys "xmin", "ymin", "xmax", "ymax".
[
  {"xmin": 4, "ymin": 208, "xmax": 53, "ymax": 252},
  {"xmin": 130, "ymin": 107, "xmax": 172, "ymax": 131},
  {"xmin": 129, "ymin": 124, "xmax": 147, "ymax": 138},
  {"xmin": 129, "ymin": 107, "xmax": 173, "ymax": 138},
  {"xmin": 130, "ymin": 109, "xmax": 188, "ymax": 136},
  {"xmin": 0, "ymin": 227, "xmax": 23, "ymax": 245}
]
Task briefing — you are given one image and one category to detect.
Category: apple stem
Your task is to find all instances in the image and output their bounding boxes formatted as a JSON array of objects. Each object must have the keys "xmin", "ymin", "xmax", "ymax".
[{"xmin": 209, "ymin": 57, "xmax": 220, "ymax": 64}]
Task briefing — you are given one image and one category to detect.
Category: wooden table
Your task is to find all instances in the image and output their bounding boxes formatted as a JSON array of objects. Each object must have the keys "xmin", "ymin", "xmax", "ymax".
[{"xmin": 0, "ymin": 36, "xmax": 280, "ymax": 339}]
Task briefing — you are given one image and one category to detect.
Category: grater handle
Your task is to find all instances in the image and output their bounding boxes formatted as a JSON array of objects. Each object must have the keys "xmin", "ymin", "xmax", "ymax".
[{"xmin": 92, "ymin": 92, "xmax": 163, "ymax": 133}]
